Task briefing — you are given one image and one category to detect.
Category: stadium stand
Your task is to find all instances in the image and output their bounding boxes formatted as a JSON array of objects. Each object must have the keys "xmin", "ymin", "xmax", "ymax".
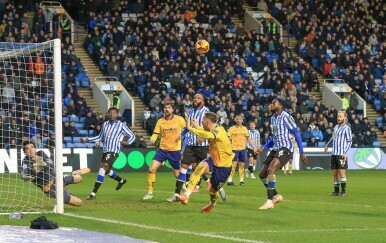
[{"xmin": 0, "ymin": 0, "xmax": 385, "ymax": 149}]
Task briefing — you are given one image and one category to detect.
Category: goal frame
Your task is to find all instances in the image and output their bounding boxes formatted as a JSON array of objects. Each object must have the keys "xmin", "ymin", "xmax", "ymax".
[{"xmin": 0, "ymin": 39, "xmax": 63, "ymax": 214}]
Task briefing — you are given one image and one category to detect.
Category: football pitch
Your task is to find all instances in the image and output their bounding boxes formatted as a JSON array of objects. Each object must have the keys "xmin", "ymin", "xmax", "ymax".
[{"xmin": 1, "ymin": 170, "xmax": 386, "ymax": 243}]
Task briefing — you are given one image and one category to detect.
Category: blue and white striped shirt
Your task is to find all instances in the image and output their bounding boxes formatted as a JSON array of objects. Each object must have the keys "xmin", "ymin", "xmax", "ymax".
[
  {"xmin": 88, "ymin": 120, "xmax": 135, "ymax": 153},
  {"xmin": 247, "ymin": 129, "xmax": 260, "ymax": 149},
  {"xmin": 332, "ymin": 124, "xmax": 352, "ymax": 155},
  {"xmin": 270, "ymin": 111, "xmax": 295, "ymax": 151},
  {"xmin": 185, "ymin": 106, "xmax": 210, "ymax": 146}
]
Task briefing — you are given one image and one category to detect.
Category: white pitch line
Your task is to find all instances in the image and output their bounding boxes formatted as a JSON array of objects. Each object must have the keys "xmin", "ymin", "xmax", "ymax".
[
  {"xmin": 123, "ymin": 188, "xmax": 386, "ymax": 210},
  {"xmin": 64, "ymin": 213, "xmax": 269, "ymax": 243},
  {"xmin": 212, "ymin": 228, "xmax": 386, "ymax": 234}
]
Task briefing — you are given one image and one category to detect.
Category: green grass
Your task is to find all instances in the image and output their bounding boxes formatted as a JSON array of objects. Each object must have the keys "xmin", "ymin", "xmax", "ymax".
[{"xmin": 2, "ymin": 170, "xmax": 386, "ymax": 243}]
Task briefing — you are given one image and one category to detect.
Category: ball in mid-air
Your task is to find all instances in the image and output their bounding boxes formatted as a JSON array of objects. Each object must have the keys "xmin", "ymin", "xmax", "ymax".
[{"xmin": 195, "ymin": 39, "xmax": 210, "ymax": 55}]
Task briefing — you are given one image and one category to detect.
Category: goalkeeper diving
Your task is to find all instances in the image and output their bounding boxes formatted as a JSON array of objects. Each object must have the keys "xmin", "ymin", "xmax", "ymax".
[{"xmin": 21, "ymin": 140, "xmax": 90, "ymax": 206}]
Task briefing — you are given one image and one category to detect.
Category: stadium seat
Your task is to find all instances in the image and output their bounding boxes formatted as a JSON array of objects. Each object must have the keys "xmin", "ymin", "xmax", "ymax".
[
  {"xmin": 377, "ymin": 123, "xmax": 383, "ymax": 129},
  {"xmin": 88, "ymin": 130, "xmax": 95, "ymax": 136},
  {"xmin": 69, "ymin": 115, "xmax": 79, "ymax": 123},
  {"xmin": 373, "ymin": 141, "xmax": 381, "ymax": 147},
  {"xmin": 78, "ymin": 130, "xmax": 88, "ymax": 136},
  {"xmin": 87, "ymin": 143, "xmax": 95, "ymax": 148},
  {"xmin": 62, "ymin": 117, "xmax": 70, "ymax": 123},
  {"xmin": 66, "ymin": 143, "xmax": 76, "ymax": 148},
  {"xmin": 302, "ymin": 142, "xmax": 307, "ymax": 148},
  {"xmin": 73, "ymin": 137, "xmax": 81, "ymax": 143},
  {"xmin": 318, "ymin": 141, "xmax": 326, "ymax": 147},
  {"xmin": 74, "ymin": 123, "xmax": 84, "ymax": 130},
  {"xmin": 79, "ymin": 117, "xmax": 86, "ymax": 123},
  {"xmin": 63, "ymin": 137, "xmax": 72, "ymax": 143},
  {"xmin": 75, "ymin": 143, "xmax": 88, "ymax": 148},
  {"xmin": 375, "ymin": 117, "xmax": 382, "ymax": 123}
]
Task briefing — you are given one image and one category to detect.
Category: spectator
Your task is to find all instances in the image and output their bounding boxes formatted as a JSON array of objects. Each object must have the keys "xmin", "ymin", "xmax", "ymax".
[
  {"xmin": 349, "ymin": 91, "xmax": 359, "ymax": 111},
  {"xmin": 145, "ymin": 113, "xmax": 157, "ymax": 135},
  {"xmin": 84, "ymin": 111, "xmax": 97, "ymax": 130},
  {"xmin": 312, "ymin": 126, "xmax": 323, "ymax": 142},
  {"xmin": 364, "ymin": 131, "xmax": 375, "ymax": 146},
  {"xmin": 130, "ymin": 131, "xmax": 147, "ymax": 148},
  {"xmin": 302, "ymin": 127, "xmax": 312, "ymax": 143},
  {"xmin": 308, "ymin": 137, "xmax": 317, "ymax": 147}
]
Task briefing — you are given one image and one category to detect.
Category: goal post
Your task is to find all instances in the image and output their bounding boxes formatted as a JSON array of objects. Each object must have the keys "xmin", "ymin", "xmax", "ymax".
[{"xmin": 0, "ymin": 39, "xmax": 63, "ymax": 215}]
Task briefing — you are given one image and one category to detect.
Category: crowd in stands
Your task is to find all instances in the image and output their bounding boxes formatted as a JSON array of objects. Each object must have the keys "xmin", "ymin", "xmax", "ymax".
[
  {"xmin": 0, "ymin": 0, "xmax": 385, "ymax": 149},
  {"xmin": 82, "ymin": 0, "xmax": 385, "ymax": 147},
  {"xmin": 0, "ymin": 0, "xmax": 147, "ymax": 149}
]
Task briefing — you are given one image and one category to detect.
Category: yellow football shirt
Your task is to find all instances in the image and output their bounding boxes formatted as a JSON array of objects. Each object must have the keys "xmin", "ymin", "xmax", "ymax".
[
  {"xmin": 151, "ymin": 115, "xmax": 185, "ymax": 151},
  {"xmin": 188, "ymin": 126, "xmax": 234, "ymax": 167},
  {"xmin": 228, "ymin": 125, "xmax": 249, "ymax": 150}
]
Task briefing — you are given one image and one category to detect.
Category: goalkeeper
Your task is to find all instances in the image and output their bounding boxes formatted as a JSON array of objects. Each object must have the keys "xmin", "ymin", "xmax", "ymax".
[{"xmin": 21, "ymin": 140, "xmax": 89, "ymax": 207}]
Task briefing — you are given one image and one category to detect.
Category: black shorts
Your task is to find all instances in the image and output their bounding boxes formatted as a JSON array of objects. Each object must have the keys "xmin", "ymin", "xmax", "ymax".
[
  {"xmin": 102, "ymin": 152, "xmax": 119, "ymax": 167},
  {"xmin": 331, "ymin": 155, "xmax": 348, "ymax": 170},
  {"xmin": 247, "ymin": 148, "xmax": 257, "ymax": 159},
  {"xmin": 263, "ymin": 148, "xmax": 291, "ymax": 167},
  {"xmin": 181, "ymin": 146, "xmax": 209, "ymax": 164}
]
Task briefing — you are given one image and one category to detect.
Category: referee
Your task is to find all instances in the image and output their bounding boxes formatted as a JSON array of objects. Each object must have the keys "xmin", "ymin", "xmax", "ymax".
[
  {"xmin": 246, "ymin": 121, "xmax": 260, "ymax": 179},
  {"xmin": 324, "ymin": 111, "xmax": 352, "ymax": 196},
  {"xmin": 80, "ymin": 107, "xmax": 135, "ymax": 200}
]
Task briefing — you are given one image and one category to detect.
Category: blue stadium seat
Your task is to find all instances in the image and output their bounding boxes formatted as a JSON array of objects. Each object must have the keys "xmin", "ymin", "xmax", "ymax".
[
  {"xmin": 376, "ymin": 117, "xmax": 382, "ymax": 123},
  {"xmin": 88, "ymin": 130, "xmax": 95, "ymax": 136},
  {"xmin": 377, "ymin": 123, "xmax": 383, "ymax": 129},
  {"xmin": 79, "ymin": 117, "xmax": 86, "ymax": 123},
  {"xmin": 69, "ymin": 115, "xmax": 79, "ymax": 123},
  {"xmin": 42, "ymin": 137, "xmax": 49, "ymax": 145},
  {"xmin": 75, "ymin": 143, "xmax": 88, "ymax": 148},
  {"xmin": 318, "ymin": 141, "xmax": 326, "ymax": 147},
  {"xmin": 73, "ymin": 137, "xmax": 81, "ymax": 143},
  {"xmin": 373, "ymin": 141, "xmax": 381, "ymax": 147},
  {"xmin": 66, "ymin": 143, "xmax": 76, "ymax": 148},
  {"xmin": 78, "ymin": 130, "xmax": 88, "ymax": 136},
  {"xmin": 62, "ymin": 117, "xmax": 70, "ymax": 122},
  {"xmin": 87, "ymin": 143, "xmax": 95, "ymax": 148},
  {"xmin": 63, "ymin": 137, "xmax": 72, "ymax": 143},
  {"xmin": 374, "ymin": 99, "xmax": 380, "ymax": 106},
  {"xmin": 302, "ymin": 142, "xmax": 307, "ymax": 148},
  {"xmin": 74, "ymin": 123, "xmax": 84, "ymax": 130}
]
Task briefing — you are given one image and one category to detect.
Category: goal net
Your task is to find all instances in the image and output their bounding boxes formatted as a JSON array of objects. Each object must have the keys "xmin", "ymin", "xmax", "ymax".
[{"xmin": 0, "ymin": 39, "xmax": 63, "ymax": 215}]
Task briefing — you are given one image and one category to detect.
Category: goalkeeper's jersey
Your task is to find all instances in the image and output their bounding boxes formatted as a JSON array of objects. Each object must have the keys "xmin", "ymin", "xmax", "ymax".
[{"xmin": 22, "ymin": 151, "xmax": 55, "ymax": 188}]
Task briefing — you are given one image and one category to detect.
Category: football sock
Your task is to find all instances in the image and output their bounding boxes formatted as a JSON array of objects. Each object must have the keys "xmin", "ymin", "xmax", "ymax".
[
  {"xmin": 147, "ymin": 173, "xmax": 156, "ymax": 194},
  {"xmin": 108, "ymin": 170, "xmax": 123, "ymax": 182},
  {"xmin": 92, "ymin": 168, "xmax": 106, "ymax": 194},
  {"xmin": 228, "ymin": 163, "xmax": 236, "ymax": 182},
  {"xmin": 239, "ymin": 164, "xmax": 245, "ymax": 182},
  {"xmin": 209, "ymin": 191, "xmax": 219, "ymax": 206},
  {"xmin": 196, "ymin": 177, "xmax": 203, "ymax": 188},
  {"xmin": 334, "ymin": 181, "xmax": 340, "ymax": 193},
  {"xmin": 267, "ymin": 174, "xmax": 276, "ymax": 200},
  {"xmin": 340, "ymin": 177, "xmax": 346, "ymax": 193},
  {"xmin": 261, "ymin": 178, "xmax": 268, "ymax": 188},
  {"xmin": 175, "ymin": 168, "xmax": 187, "ymax": 193},
  {"xmin": 187, "ymin": 164, "xmax": 205, "ymax": 193},
  {"xmin": 186, "ymin": 166, "xmax": 193, "ymax": 181},
  {"xmin": 248, "ymin": 165, "xmax": 253, "ymax": 173},
  {"xmin": 289, "ymin": 163, "xmax": 293, "ymax": 174}
]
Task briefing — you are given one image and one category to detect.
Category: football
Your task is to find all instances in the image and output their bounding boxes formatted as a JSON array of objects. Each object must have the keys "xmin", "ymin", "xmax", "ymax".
[{"xmin": 195, "ymin": 39, "xmax": 210, "ymax": 55}]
